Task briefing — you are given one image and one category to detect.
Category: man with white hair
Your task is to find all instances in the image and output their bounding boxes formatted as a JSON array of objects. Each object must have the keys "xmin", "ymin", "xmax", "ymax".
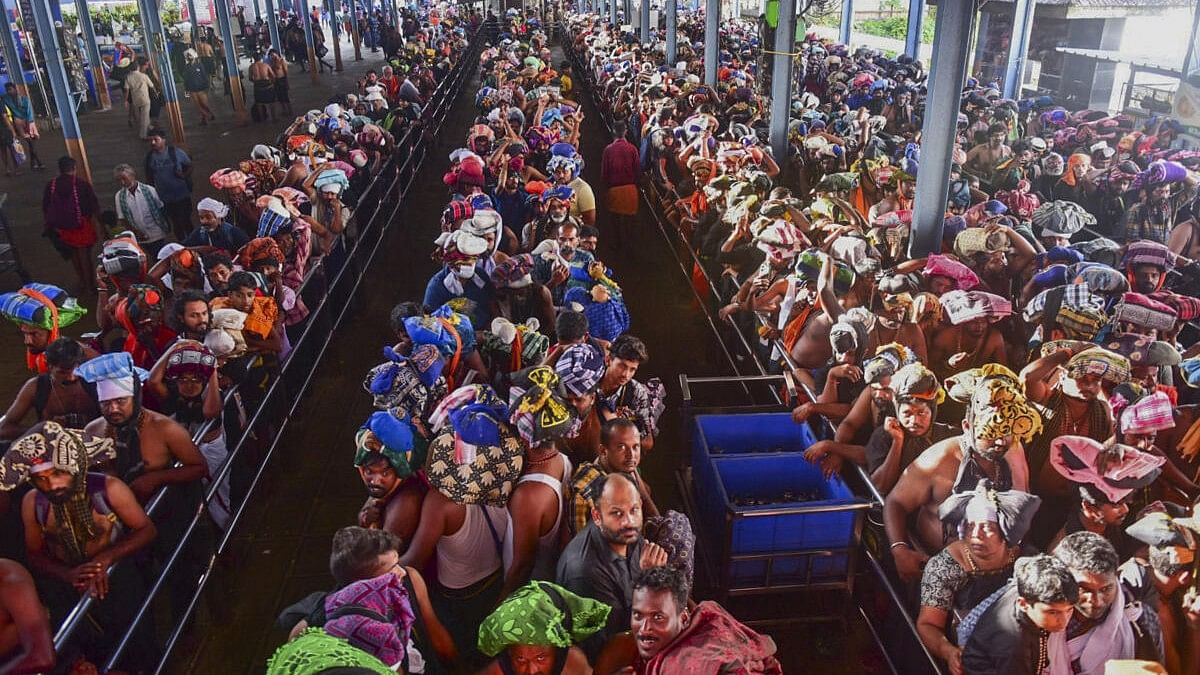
[
  {"xmin": 112, "ymin": 163, "xmax": 169, "ymax": 258},
  {"xmin": 182, "ymin": 198, "xmax": 250, "ymax": 253}
]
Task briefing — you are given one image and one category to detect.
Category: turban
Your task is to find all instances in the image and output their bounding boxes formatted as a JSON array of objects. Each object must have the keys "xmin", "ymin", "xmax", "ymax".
[
  {"xmin": 863, "ymin": 343, "xmax": 912, "ymax": 385},
  {"xmin": 1066, "ymin": 348, "xmax": 1130, "ymax": 386},
  {"xmin": 75, "ymin": 351, "xmax": 150, "ymax": 401},
  {"xmin": 938, "ymin": 479, "xmax": 1041, "ymax": 545},
  {"xmin": 1051, "ymin": 436, "xmax": 1164, "ymax": 503},
  {"xmin": 196, "ymin": 197, "xmax": 230, "ymax": 218},
  {"xmin": 314, "ymin": 168, "xmax": 350, "ymax": 194},
  {"xmin": 257, "ymin": 198, "xmax": 294, "ymax": 237},
  {"xmin": 426, "ymin": 385, "xmax": 523, "ymax": 506},
  {"xmin": 462, "ymin": 210, "xmax": 503, "ymax": 239},
  {"xmin": 1126, "ymin": 511, "xmax": 1200, "ymax": 557},
  {"xmin": 0, "ymin": 421, "xmax": 115, "ymax": 491},
  {"xmin": 921, "ymin": 254, "xmax": 980, "ymax": 292},
  {"xmin": 508, "ymin": 366, "xmax": 578, "ymax": 446},
  {"xmin": 953, "ymin": 227, "xmax": 1012, "ymax": 259},
  {"xmin": 364, "ymin": 344, "xmax": 445, "ymax": 417},
  {"xmin": 1150, "ymin": 290, "xmax": 1200, "ymax": 322},
  {"xmin": 239, "ymin": 237, "xmax": 286, "ymax": 270},
  {"xmin": 477, "ymin": 582, "xmax": 610, "ymax": 657},
  {"xmin": 1112, "ymin": 292, "xmax": 1178, "ymax": 334},
  {"xmin": 438, "ymin": 229, "xmax": 489, "ymax": 265},
  {"xmin": 164, "ymin": 342, "xmax": 217, "ymax": 381},
  {"xmin": 947, "ymin": 364, "xmax": 1043, "ymax": 443},
  {"xmin": 794, "ymin": 249, "xmax": 856, "ymax": 294},
  {"xmin": 1120, "ymin": 391, "xmax": 1175, "ymax": 435},
  {"xmin": 940, "ymin": 289, "xmax": 1012, "ymax": 325},
  {"xmin": 948, "ymin": 179, "xmax": 972, "ymax": 208},
  {"xmin": 554, "ymin": 343, "xmax": 605, "ymax": 397},
  {"xmin": 210, "ymin": 168, "xmax": 248, "ymax": 190},
  {"xmin": 403, "ymin": 305, "xmax": 476, "ymax": 357},
  {"xmin": 1075, "ymin": 264, "xmax": 1128, "ymax": 295},
  {"xmin": 354, "ymin": 409, "xmax": 425, "ymax": 478},
  {"xmin": 892, "ymin": 363, "xmax": 943, "ymax": 406},
  {"xmin": 1103, "ymin": 333, "xmax": 1181, "ymax": 368},
  {"xmin": 1122, "ymin": 241, "xmax": 1175, "ymax": 272},
  {"xmin": 815, "ymin": 172, "xmax": 858, "ymax": 193},
  {"xmin": 491, "ymin": 254, "xmax": 535, "ymax": 288},
  {"xmin": 829, "ymin": 310, "xmax": 871, "ymax": 360}
]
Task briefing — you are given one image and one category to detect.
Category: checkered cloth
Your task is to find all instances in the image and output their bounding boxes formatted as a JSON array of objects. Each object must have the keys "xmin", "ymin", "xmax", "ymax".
[
  {"xmin": 555, "ymin": 343, "xmax": 606, "ymax": 397},
  {"xmin": 1113, "ymin": 293, "xmax": 1178, "ymax": 333},
  {"xmin": 1066, "ymin": 347, "xmax": 1130, "ymax": 385},
  {"xmin": 74, "ymin": 352, "xmax": 149, "ymax": 385},
  {"xmin": 1151, "ymin": 291, "xmax": 1200, "ymax": 321},
  {"xmin": 1121, "ymin": 391, "xmax": 1175, "ymax": 434}
]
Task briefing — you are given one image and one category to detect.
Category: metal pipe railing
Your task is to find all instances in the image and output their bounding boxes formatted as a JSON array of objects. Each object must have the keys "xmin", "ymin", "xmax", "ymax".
[{"xmin": 48, "ymin": 19, "xmax": 490, "ymax": 670}]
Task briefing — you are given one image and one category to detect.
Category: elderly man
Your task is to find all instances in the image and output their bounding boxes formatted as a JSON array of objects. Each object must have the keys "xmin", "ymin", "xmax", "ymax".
[
  {"xmin": 113, "ymin": 164, "xmax": 170, "ymax": 258},
  {"xmin": 3, "ymin": 422, "xmax": 158, "ymax": 671},
  {"xmin": 884, "ymin": 365, "xmax": 1037, "ymax": 580}
]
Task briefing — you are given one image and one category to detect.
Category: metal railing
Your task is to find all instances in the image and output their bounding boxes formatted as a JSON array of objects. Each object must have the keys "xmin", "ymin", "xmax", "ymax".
[
  {"xmin": 49, "ymin": 20, "xmax": 493, "ymax": 674},
  {"xmin": 564, "ymin": 30, "xmax": 943, "ymax": 675}
]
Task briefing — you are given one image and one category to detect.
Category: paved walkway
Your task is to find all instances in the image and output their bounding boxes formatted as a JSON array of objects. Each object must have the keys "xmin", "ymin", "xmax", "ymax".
[{"xmin": 0, "ymin": 32, "xmax": 386, "ymax": 391}]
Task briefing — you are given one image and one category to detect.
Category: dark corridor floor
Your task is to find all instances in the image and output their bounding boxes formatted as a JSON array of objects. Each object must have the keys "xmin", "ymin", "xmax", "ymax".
[{"xmin": 175, "ymin": 43, "xmax": 873, "ymax": 674}]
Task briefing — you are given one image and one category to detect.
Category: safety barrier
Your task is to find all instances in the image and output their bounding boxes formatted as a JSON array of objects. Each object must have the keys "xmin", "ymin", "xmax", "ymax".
[
  {"xmin": 48, "ymin": 20, "xmax": 496, "ymax": 673},
  {"xmin": 564, "ymin": 31, "xmax": 944, "ymax": 675}
]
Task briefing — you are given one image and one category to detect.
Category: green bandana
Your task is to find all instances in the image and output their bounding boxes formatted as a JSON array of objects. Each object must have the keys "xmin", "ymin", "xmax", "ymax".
[
  {"xmin": 266, "ymin": 628, "xmax": 393, "ymax": 675},
  {"xmin": 477, "ymin": 581, "xmax": 611, "ymax": 657}
]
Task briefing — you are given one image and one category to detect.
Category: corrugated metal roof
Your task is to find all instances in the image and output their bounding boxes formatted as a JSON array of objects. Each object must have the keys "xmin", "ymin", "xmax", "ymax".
[
  {"xmin": 987, "ymin": 0, "xmax": 1190, "ymax": 5},
  {"xmin": 1055, "ymin": 46, "xmax": 1183, "ymax": 75}
]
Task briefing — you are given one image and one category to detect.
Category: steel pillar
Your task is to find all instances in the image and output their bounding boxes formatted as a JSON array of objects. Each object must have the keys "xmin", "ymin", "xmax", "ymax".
[
  {"xmin": 327, "ymin": 0, "xmax": 343, "ymax": 71},
  {"xmin": 768, "ymin": 0, "xmax": 796, "ymax": 162},
  {"xmin": 910, "ymin": 0, "xmax": 975, "ymax": 258},
  {"xmin": 74, "ymin": 0, "xmax": 111, "ymax": 109},
  {"xmin": 266, "ymin": 0, "xmax": 283, "ymax": 51},
  {"xmin": 1184, "ymin": 0, "xmax": 1200, "ymax": 81},
  {"xmin": 1002, "ymin": 0, "xmax": 1035, "ymax": 98},
  {"xmin": 185, "ymin": 0, "xmax": 200, "ymax": 41},
  {"xmin": 350, "ymin": 2, "xmax": 362, "ymax": 61},
  {"xmin": 138, "ymin": 0, "xmax": 186, "ymax": 144},
  {"xmin": 704, "ymin": 0, "xmax": 717, "ymax": 85},
  {"xmin": 640, "ymin": 0, "xmax": 649, "ymax": 41},
  {"xmin": 27, "ymin": 0, "xmax": 91, "ymax": 182},
  {"xmin": 666, "ymin": 0, "xmax": 676, "ymax": 63},
  {"xmin": 839, "ymin": 0, "xmax": 852, "ymax": 46},
  {"xmin": 213, "ymin": 0, "xmax": 248, "ymax": 119},
  {"xmin": 0, "ymin": 6, "xmax": 28, "ymax": 98},
  {"xmin": 610, "ymin": 0, "xmax": 617, "ymax": 24},
  {"xmin": 302, "ymin": 0, "xmax": 319, "ymax": 82},
  {"xmin": 904, "ymin": 0, "xmax": 923, "ymax": 59}
]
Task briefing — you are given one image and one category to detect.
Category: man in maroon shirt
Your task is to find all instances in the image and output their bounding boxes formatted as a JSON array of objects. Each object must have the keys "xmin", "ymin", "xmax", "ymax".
[{"xmin": 601, "ymin": 121, "xmax": 641, "ymax": 249}]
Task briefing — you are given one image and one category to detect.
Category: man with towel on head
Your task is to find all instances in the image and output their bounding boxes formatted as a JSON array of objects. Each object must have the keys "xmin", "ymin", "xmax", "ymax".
[{"xmin": 182, "ymin": 197, "xmax": 251, "ymax": 253}]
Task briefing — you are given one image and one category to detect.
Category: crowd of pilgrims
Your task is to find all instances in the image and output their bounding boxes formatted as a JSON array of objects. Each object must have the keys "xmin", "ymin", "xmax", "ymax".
[{"xmin": 10, "ymin": 2, "xmax": 1200, "ymax": 674}]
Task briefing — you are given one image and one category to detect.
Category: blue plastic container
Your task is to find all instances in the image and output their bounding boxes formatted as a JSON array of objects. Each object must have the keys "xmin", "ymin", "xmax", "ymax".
[{"xmin": 689, "ymin": 412, "xmax": 864, "ymax": 592}]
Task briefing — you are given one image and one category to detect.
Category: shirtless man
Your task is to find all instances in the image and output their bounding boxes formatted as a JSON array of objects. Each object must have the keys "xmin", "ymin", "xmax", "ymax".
[
  {"xmin": 736, "ymin": 251, "xmax": 841, "ymax": 370},
  {"xmin": 269, "ymin": 48, "xmax": 291, "ymax": 115},
  {"xmin": 884, "ymin": 367, "xmax": 1035, "ymax": 580},
  {"xmin": 0, "ymin": 559, "xmax": 54, "ymax": 674},
  {"xmin": 963, "ymin": 123, "xmax": 1012, "ymax": 179},
  {"xmin": 79, "ymin": 354, "xmax": 208, "ymax": 501},
  {"xmin": 4, "ymin": 422, "xmax": 158, "ymax": 671},
  {"xmin": 927, "ymin": 316, "xmax": 1007, "ymax": 382},
  {"xmin": 248, "ymin": 54, "xmax": 276, "ymax": 122},
  {"xmin": 354, "ymin": 412, "xmax": 428, "ymax": 548},
  {"xmin": 0, "ymin": 338, "xmax": 99, "ymax": 439}
]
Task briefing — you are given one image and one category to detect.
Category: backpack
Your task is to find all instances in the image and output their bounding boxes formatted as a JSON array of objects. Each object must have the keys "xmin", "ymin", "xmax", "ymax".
[{"xmin": 144, "ymin": 145, "xmax": 192, "ymax": 193}]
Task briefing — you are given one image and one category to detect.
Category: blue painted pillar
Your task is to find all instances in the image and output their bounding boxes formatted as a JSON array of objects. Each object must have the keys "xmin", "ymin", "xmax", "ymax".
[
  {"xmin": 326, "ymin": 0, "xmax": 343, "ymax": 71},
  {"xmin": 839, "ymin": 0, "xmax": 852, "ymax": 46},
  {"xmin": 302, "ymin": 0, "xmax": 319, "ymax": 80},
  {"xmin": 1002, "ymin": 0, "xmax": 1035, "ymax": 98},
  {"xmin": 27, "ymin": 0, "xmax": 92, "ymax": 181},
  {"xmin": 666, "ymin": 0, "xmax": 676, "ymax": 63},
  {"xmin": 768, "ymin": 0, "xmax": 796, "ymax": 162},
  {"xmin": 640, "ymin": 0, "xmax": 649, "ymax": 41},
  {"xmin": 909, "ymin": 0, "xmax": 976, "ymax": 258},
  {"xmin": 265, "ymin": 0, "xmax": 283, "ymax": 51},
  {"xmin": 213, "ymin": 0, "xmax": 248, "ymax": 116},
  {"xmin": 610, "ymin": 0, "xmax": 617, "ymax": 25},
  {"xmin": 703, "ymin": 0, "xmax": 717, "ymax": 85},
  {"xmin": 904, "ymin": 0, "xmax": 922, "ymax": 59},
  {"xmin": 0, "ymin": 6, "xmax": 28, "ymax": 97}
]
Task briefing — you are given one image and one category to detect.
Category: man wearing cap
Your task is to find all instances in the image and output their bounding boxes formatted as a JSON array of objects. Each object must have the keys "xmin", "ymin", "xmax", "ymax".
[
  {"xmin": 1053, "ymin": 532, "xmax": 1165, "ymax": 672},
  {"xmin": 4, "ymin": 422, "xmax": 159, "ymax": 670},
  {"xmin": 181, "ymin": 198, "xmax": 251, "ymax": 253}
]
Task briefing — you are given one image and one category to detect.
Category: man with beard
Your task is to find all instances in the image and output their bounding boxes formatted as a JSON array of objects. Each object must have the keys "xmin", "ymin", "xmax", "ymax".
[
  {"xmin": 1123, "ymin": 173, "xmax": 1199, "ymax": 245},
  {"xmin": 1, "ymin": 338, "xmax": 99, "ymax": 439},
  {"xmin": 557, "ymin": 473, "xmax": 668, "ymax": 652},
  {"xmin": 862, "ymin": 278, "xmax": 927, "ymax": 365},
  {"xmin": 1123, "ymin": 240, "xmax": 1175, "ymax": 295},
  {"xmin": 488, "ymin": 253, "xmax": 555, "ymax": 333},
  {"xmin": 533, "ymin": 219, "xmax": 595, "ymax": 307},
  {"xmin": 990, "ymin": 138, "xmax": 1037, "ymax": 191},
  {"xmin": 354, "ymin": 410, "xmax": 427, "ymax": 549},
  {"xmin": 202, "ymin": 252, "xmax": 234, "ymax": 298},
  {"xmin": 569, "ymin": 419, "xmax": 660, "ymax": 536},
  {"xmin": 523, "ymin": 185, "xmax": 574, "ymax": 252},
  {"xmin": 884, "ymin": 365, "xmax": 1039, "ymax": 580},
  {"xmin": 1053, "ymin": 532, "xmax": 1164, "ymax": 670},
  {"xmin": 596, "ymin": 335, "xmax": 664, "ymax": 452},
  {"xmin": 170, "ymin": 289, "xmax": 210, "ymax": 341},
  {"xmin": 4, "ymin": 422, "xmax": 158, "ymax": 671},
  {"xmin": 0, "ymin": 283, "xmax": 94, "ymax": 375},
  {"xmin": 865, "ymin": 363, "xmax": 958, "ymax": 495},
  {"xmin": 181, "ymin": 198, "xmax": 250, "ymax": 253}
]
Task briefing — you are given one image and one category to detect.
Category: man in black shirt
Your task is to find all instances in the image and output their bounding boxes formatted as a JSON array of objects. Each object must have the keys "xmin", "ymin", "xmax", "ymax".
[
  {"xmin": 556, "ymin": 473, "xmax": 666, "ymax": 651},
  {"xmin": 865, "ymin": 362, "xmax": 958, "ymax": 496}
]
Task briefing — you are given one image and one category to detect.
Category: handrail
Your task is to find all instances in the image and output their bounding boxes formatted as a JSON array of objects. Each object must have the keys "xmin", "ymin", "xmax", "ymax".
[
  {"xmin": 48, "ymin": 19, "xmax": 491, "ymax": 670},
  {"xmin": 563, "ymin": 26, "xmax": 939, "ymax": 675}
]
